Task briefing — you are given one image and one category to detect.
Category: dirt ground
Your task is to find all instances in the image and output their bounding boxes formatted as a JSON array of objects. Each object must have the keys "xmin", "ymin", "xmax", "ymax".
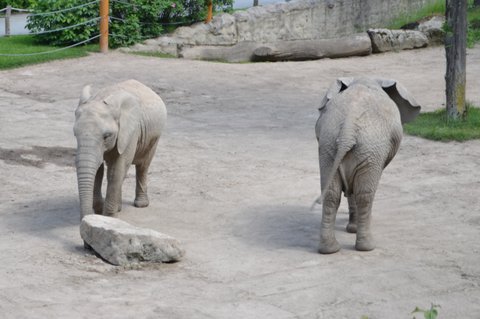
[{"xmin": 1, "ymin": 46, "xmax": 479, "ymax": 319}]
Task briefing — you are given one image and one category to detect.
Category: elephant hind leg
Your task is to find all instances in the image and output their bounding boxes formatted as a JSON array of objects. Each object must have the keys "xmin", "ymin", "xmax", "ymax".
[
  {"xmin": 346, "ymin": 195, "xmax": 357, "ymax": 233},
  {"xmin": 134, "ymin": 140, "xmax": 159, "ymax": 208},
  {"xmin": 353, "ymin": 169, "xmax": 382, "ymax": 251},
  {"xmin": 318, "ymin": 174, "xmax": 342, "ymax": 254}
]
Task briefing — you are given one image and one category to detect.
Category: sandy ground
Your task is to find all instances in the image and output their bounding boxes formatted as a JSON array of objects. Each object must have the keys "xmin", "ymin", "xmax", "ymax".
[{"xmin": 0, "ymin": 46, "xmax": 479, "ymax": 318}]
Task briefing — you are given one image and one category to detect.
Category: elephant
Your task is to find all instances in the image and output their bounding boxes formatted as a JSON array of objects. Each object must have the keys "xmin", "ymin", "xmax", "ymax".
[
  {"xmin": 315, "ymin": 77, "xmax": 421, "ymax": 254},
  {"xmin": 73, "ymin": 79, "xmax": 167, "ymax": 219}
]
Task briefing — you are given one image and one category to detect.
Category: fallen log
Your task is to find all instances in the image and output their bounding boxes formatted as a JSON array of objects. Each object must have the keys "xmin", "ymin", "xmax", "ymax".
[{"xmin": 251, "ymin": 34, "xmax": 372, "ymax": 62}]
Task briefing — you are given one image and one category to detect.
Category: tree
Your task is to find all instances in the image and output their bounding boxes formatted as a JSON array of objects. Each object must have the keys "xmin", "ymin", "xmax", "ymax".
[{"xmin": 445, "ymin": 0, "xmax": 468, "ymax": 120}]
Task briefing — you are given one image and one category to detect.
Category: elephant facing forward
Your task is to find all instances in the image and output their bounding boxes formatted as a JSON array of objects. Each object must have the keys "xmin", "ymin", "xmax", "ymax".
[
  {"xmin": 74, "ymin": 79, "xmax": 167, "ymax": 219},
  {"xmin": 315, "ymin": 77, "xmax": 420, "ymax": 254}
]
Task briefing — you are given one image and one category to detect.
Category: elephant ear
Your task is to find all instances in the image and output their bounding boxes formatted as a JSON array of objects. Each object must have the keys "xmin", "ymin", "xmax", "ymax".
[
  {"xmin": 319, "ymin": 77, "xmax": 354, "ymax": 110},
  {"xmin": 79, "ymin": 85, "xmax": 92, "ymax": 104},
  {"xmin": 376, "ymin": 78, "xmax": 421, "ymax": 124},
  {"xmin": 104, "ymin": 91, "xmax": 141, "ymax": 155}
]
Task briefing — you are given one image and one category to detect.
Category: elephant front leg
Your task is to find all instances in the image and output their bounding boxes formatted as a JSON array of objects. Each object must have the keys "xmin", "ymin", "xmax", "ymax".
[
  {"xmin": 346, "ymin": 195, "xmax": 357, "ymax": 233},
  {"xmin": 93, "ymin": 163, "xmax": 104, "ymax": 214},
  {"xmin": 103, "ymin": 161, "xmax": 127, "ymax": 216},
  {"xmin": 318, "ymin": 179, "xmax": 342, "ymax": 254}
]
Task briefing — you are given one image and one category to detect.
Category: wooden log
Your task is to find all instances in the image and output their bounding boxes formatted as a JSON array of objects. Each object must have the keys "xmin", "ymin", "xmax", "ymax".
[{"xmin": 251, "ymin": 34, "xmax": 372, "ymax": 62}]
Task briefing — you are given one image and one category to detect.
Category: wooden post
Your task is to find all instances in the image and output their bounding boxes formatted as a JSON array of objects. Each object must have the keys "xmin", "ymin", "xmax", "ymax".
[
  {"xmin": 205, "ymin": 0, "xmax": 213, "ymax": 24},
  {"xmin": 5, "ymin": 5, "xmax": 11, "ymax": 37},
  {"xmin": 100, "ymin": 0, "xmax": 109, "ymax": 53},
  {"xmin": 445, "ymin": 0, "xmax": 467, "ymax": 120}
]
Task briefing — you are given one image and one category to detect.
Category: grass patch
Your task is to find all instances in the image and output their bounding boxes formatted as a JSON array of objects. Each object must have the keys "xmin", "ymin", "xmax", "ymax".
[
  {"xmin": 0, "ymin": 35, "xmax": 98, "ymax": 70},
  {"xmin": 404, "ymin": 104, "xmax": 480, "ymax": 141},
  {"xmin": 388, "ymin": 0, "xmax": 445, "ymax": 29},
  {"xmin": 388, "ymin": 0, "xmax": 480, "ymax": 47},
  {"xmin": 129, "ymin": 51, "xmax": 176, "ymax": 59}
]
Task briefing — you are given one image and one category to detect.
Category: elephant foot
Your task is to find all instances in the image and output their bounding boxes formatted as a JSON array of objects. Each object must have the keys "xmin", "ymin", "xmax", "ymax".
[
  {"xmin": 134, "ymin": 195, "xmax": 149, "ymax": 208},
  {"xmin": 93, "ymin": 199, "xmax": 104, "ymax": 215},
  {"xmin": 318, "ymin": 238, "xmax": 341, "ymax": 254},
  {"xmin": 346, "ymin": 222, "xmax": 357, "ymax": 233},
  {"xmin": 355, "ymin": 235, "xmax": 375, "ymax": 251}
]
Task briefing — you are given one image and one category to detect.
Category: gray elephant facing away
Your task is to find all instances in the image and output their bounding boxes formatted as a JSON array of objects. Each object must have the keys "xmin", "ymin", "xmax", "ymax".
[
  {"xmin": 74, "ymin": 79, "xmax": 167, "ymax": 219},
  {"xmin": 315, "ymin": 77, "xmax": 420, "ymax": 254}
]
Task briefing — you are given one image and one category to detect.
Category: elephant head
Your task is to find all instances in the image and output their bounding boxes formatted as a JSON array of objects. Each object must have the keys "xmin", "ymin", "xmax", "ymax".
[
  {"xmin": 319, "ymin": 77, "xmax": 421, "ymax": 124},
  {"xmin": 73, "ymin": 84, "xmax": 141, "ymax": 218}
]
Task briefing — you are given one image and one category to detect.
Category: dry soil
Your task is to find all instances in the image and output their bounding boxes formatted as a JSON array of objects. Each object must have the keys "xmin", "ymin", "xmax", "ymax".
[{"xmin": 0, "ymin": 46, "xmax": 479, "ymax": 318}]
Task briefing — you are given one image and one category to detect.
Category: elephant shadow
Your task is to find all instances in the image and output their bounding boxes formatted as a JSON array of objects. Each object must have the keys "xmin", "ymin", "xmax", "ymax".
[
  {"xmin": 233, "ymin": 204, "xmax": 354, "ymax": 252},
  {"xmin": 4, "ymin": 196, "xmax": 85, "ymax": 253}
]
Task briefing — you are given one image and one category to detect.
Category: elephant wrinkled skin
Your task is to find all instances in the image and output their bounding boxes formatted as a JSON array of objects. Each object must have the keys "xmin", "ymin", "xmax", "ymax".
[
  {"xmin": 74, "ymin": 79, "xmax": 167, "ymax": 219},
  {"xmin": 315, "ymin": 77, "xmax": 420, "ymax": 254}
]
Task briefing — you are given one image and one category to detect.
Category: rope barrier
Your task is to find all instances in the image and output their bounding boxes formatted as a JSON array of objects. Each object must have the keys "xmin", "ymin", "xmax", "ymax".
[
  {"xmin": 0, "ymin": 34, "xmax": 100, "ymax": 56},
  {"xmin": 28, "ymin": 17, "xmax": 101, "ymax": 36}
]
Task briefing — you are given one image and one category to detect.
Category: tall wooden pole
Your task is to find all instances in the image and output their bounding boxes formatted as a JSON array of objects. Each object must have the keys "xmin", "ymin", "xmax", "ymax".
[
  {"xmin": 100, "ymin": 0, "xmax": 109, "ymax": 53},
  {"xmin": 205, "ymin": 0, "xmax": 213, "ymax": 23},
  {"xmin": 5, "ymin": 5, "xmax": 11, "ymax": 37},
  {"xmin": 445, "ymin": 0, "xmax": 467, "ymax": 120}
]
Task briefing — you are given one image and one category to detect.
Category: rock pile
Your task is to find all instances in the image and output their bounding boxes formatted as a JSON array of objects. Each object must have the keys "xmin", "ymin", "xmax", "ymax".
[{"xmin": 121, "ymin": 1, "xmax": 445, "ymax": 62}]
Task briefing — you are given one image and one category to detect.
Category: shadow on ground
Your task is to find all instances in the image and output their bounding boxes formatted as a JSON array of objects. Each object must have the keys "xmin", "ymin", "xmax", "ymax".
[
  {"xmin": 233, "ymin": 204, "xmax": 353, "ymax": 253},
  {"xmin": 3, "ymin": 195, "xmax": 82, "ymax": 252}
]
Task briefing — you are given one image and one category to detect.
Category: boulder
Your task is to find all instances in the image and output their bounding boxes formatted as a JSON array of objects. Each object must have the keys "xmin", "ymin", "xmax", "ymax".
[
  {"xmin": 418, "ymin": 15, "xmax": 445, "ymax": 45},
  {"xmin": 80, "ymin": 215, "xmax": 185, "ymax": 266},
  {"xmin": 367, "ymin": 29, "xmax": 429, "ymax": 53}
]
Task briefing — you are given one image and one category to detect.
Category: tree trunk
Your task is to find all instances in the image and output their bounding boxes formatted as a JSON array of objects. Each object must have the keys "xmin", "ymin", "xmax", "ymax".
[
  {"xmin": 445, "ymin": 0, "xmax": 468, "ymax": 120},
  {"xmin": 253, "ymin": 0, "xmax": 259, "ymax": 6}
]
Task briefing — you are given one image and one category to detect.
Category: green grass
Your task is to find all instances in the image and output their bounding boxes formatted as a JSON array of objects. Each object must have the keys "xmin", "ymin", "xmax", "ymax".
[
  {"xmin": 404, "ymin": 105, "xmax": 480, "ymax": 141},
  {"xmin": 388, "ymin": 0, "xmax": 445, "ymax": 29},
  {"xmin": 388, "ymin": 0, "xmax": 480, "ymax": 47},
  {"xmin": 0, "ymin": 35, "xmax": 99, "ymax": 70}
]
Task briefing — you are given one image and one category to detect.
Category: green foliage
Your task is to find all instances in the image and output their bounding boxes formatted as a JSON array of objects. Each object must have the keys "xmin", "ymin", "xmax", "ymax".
[
  {"xmin": 0, "ymin": 0, "xmax": 32, "ymax": 9},
  {"xmin": 0, "ymin": 35, "xmax": 98, "ymax": 70},
  {"xmin": 404, "ymin": 104, "xmax": 480, "ymax": 141},
  {"xmin": 26, "ymin": 0, "xmax": 98, "ymax": 46},
  {"xmin": 25, "ymin": 0, "xmax": 232, "ymax": 48},
  {"xmin": 412, "ymin": 304, "xmax": 440, "ymax": 319}
]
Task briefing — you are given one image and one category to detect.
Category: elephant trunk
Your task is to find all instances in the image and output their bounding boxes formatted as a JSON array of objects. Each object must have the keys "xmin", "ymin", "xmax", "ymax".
[{"xmin": 75, "ymin": 138, "xmax": 103, "ymax": 219}]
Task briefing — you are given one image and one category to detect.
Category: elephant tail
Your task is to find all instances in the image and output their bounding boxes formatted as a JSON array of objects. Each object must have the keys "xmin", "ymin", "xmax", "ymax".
[{"xmin": 320, "ymin": 123, "xmax": 356, "ymax": 204}]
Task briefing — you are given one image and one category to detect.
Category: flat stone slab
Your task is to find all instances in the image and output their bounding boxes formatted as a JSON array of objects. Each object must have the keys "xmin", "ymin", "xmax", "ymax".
[{"xmin": 80, "ymin": 215, "xmax": 185, "ymax": 266}]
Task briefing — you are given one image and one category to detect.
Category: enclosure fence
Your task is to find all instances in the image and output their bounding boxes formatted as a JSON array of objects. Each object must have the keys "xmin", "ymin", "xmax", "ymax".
[{"xmin": 0, "ymin": 0, "xmax": 198, "ymax": 56}]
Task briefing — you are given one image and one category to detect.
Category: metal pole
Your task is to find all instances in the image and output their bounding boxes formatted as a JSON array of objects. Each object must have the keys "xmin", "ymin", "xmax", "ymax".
[
  {"xmin": 5, "ymin": 5, "xmax": 11, "ymax": 37},
  {"xmin": 100, "ymin": 0, "xmax": 109, "ymax": 53}
]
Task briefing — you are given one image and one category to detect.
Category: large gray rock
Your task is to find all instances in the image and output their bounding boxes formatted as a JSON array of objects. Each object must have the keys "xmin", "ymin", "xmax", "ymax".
[
  {"xmin": 80, "ymin": 215, "xmax": 185, "ymax": 266},
  {"xmin": 367, "ymin": 29, "xmax": 429, "ymax": 53},
  {"xmin": 418, "ymin": 15, "xmax": 445, "ymax": 45}
]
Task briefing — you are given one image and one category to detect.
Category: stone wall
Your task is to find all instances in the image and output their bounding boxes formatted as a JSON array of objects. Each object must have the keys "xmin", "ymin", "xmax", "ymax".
[{"xmin": 125, "ymin": 0, "xmax": 440, "ymax": 61}]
